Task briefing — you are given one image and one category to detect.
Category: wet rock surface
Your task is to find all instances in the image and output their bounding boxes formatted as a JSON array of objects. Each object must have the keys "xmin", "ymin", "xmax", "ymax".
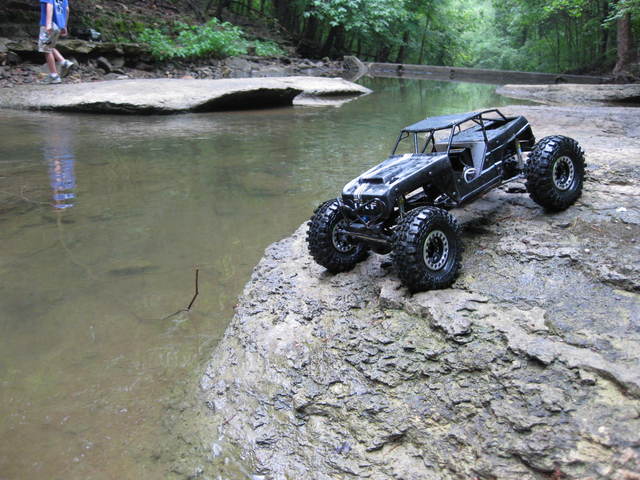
[
  {"xmin": 192, "ymin": 105, "xmax": 640, "ymax": 479},
  {"xmin": 497, "ymin": 84, "xmax": 640, "ymax": 106}
]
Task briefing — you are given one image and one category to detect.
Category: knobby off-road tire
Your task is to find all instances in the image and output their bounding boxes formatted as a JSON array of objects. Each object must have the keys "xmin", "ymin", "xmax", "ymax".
[
  {"xmin": 307, "ymin": 199, "xmax": 369, "ymax": 273},
  {"xmin": 393, "ymin": 207, "xmax": 463, "ymax": 293},
  {"xmin": 526, "ymin": 135, "xmax": 585, "ymax": 211}
]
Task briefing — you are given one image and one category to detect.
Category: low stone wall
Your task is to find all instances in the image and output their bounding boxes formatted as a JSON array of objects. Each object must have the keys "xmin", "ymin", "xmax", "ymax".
[{"xmin": 344, "ymin": 57, "xmax": 610, "ymax": 85}]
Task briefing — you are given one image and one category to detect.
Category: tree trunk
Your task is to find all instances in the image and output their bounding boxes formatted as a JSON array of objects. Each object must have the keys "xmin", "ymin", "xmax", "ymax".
[
  {"xmin": 303, "ymin": 16, "xmax": 319, "ymax": 44},
  {"xmin": 215, "ymin": 0, "xmax": 231, "ymax": 20},
  {"xmin": 186, "ymin": 0, "xmax": 206, "ymax": 21},
  {"xmin": 298, "ymin": 14, "xmax": 320, "ymax": 57},
  {"xmin": 273, "ymin": 0, "xmax": 292, "ymax": 31},
  {"xmin": 376, "ymin": 43, "xmax": 391, "ymax": 62},
  {"xmin": 555, "ymin": 26, "xmax": 560, "ymax": 72},
  {"xmin": 395, "ymin": 31, "xmax": 410, "ymax": 64},
  {"xmin": 418, "ymin": 16, "xmax": 429, "ymax": 64},
  {"xmin": 599, "ymin": 0, "xmax": 609, "ymax": 58},
  {"xmin": 204, "ymin": 0, "xmax": 217, "ymax": 15},
  {"xmin": 346, "ymin": 35, "xmax": 355, "ymax": 53},
  {"xmin": 613, "ymin": 12, "xmax": 635, "ymax": 74},
  {"xmin": 333, "ymin": 24, "xmax": 346, "ymax": 55},
  {"xmin": 321, "ymin": 25, "xmax": 340, "ymax": 58}
]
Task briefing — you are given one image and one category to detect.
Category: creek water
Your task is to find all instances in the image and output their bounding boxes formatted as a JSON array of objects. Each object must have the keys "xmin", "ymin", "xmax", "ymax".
[{"xmin": 0, "ymin": 78, "xmax": 524, "ymax": 479}]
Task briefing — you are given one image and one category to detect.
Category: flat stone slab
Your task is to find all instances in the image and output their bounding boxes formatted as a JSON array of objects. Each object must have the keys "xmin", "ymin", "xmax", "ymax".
[
  {"xmin": 0, "ymin": 76, "xmax": 371, "ymax": 114},
  {"xmin": 497, "ymin": 83, "xmax": 640, "ymax": 105}
]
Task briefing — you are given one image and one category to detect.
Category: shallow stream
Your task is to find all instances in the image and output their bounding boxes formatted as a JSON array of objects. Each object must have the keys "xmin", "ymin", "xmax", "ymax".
[{"xmin": 0, "ymin": 78, "xmax": 523, "ymax": 478}]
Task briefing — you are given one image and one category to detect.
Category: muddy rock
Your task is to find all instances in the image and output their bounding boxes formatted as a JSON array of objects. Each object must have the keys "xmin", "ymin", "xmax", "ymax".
[
  {"xmin": 0, "ymin": 37, "xmax": 9, "ymax": 58},
  {"xmin": 96, "ymin": 56, "xmax": 113, "ymax": 73},
  {"xmin": 193, "ymin": 104, "xmax": 640, "ymax": 480},
  {"xmin": 223, "ymin": 57, "xmax": 253, "ymax": 76},
  {"xmin": 4, "ymin": 38, "xmax": 35, "ymax": 56}
]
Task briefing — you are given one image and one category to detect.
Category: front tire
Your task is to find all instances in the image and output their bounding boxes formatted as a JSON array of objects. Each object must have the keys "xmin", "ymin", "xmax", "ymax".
[
  {"xmin": 307, "ymin": 199, "xmax": 369, "ymax": 273},
  {"xmin": 526, "ymin": 135, "xmax": 585, "ymax": 211},
  {"xmin": 393, "ymin": 207, "xmax": 462, "ymax": 292}
]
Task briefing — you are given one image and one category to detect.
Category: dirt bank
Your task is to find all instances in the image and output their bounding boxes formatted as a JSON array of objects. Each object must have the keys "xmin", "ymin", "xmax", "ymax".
[{"xmin": 181, "ymin": 104, "xmax": 640, "ymax": 480}]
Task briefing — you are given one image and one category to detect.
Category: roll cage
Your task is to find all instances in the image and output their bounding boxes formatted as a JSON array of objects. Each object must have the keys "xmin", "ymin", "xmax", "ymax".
[{"xmin": 391, "ymin": 109, "xmax": 509, "ymax": 156}]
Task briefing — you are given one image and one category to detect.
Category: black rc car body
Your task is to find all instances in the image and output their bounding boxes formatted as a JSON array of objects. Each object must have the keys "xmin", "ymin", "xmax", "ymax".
[{"xmin": 307, "ymin": 109, "xmax": 585, "ymax": 292}]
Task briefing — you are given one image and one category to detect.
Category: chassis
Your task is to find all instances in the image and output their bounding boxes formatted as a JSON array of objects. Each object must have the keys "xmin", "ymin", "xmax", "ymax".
[{"xmin": 307, "ymin": 109, "xmax": 585, "ymax": 292}]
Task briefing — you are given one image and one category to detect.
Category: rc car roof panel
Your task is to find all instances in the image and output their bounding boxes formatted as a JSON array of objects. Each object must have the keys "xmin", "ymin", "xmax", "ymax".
[{"xmin": 403, "ymin": 111, "xmax": 482, "ymax": 132}]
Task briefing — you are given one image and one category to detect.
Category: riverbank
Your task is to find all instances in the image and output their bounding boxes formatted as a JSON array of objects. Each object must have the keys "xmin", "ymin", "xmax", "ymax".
[
  {"xmin": 0, "ymin": 44, "xmax": 345, "ymax": 90},
  {"xmin": 191, "ymin": 104, "xmax": 640, "ymax": 479}
]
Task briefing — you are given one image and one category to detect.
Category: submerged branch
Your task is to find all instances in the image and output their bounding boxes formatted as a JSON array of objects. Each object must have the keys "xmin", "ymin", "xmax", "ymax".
[{"xmin": 187, "ymin": 268, "xmax": 200, "ymax": 311}]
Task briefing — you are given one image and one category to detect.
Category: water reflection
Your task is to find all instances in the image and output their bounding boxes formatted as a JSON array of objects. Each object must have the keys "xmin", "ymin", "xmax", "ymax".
[{"xmin": 45, "ymin": 119, "xmax": 77, "ymax": 210}]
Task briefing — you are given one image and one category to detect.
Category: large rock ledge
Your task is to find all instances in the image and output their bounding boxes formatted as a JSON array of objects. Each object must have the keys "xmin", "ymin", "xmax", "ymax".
[
  {"xmin": 497, "ymin": 83, "xmax": 640, "ymax": 106},
  {"xmin": 190, "ymin": 105, "xmax": 640, "ymax": 480},
  {"xmin": 0, "ymin": 76, "xmax": 371, "ymax": 114}
]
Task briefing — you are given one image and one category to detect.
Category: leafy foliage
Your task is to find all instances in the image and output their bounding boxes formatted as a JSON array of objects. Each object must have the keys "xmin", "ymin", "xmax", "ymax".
[
  {"xmin": 139, "ymin": 17, "xmax": 285, "ymax": 60},
  {"xmin": 252, "ymin": 40, "xmax": 285, "ymax": 56},
  {"xmin": 306, "ymin": 0, "xmax": 407, "ymax": 34}
]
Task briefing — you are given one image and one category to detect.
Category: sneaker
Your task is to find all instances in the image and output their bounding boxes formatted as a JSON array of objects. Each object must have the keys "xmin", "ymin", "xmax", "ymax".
[
  {"xmin": 42, "ymin": 73, "xmax": 62, "ymax": 84},
  {"xmin": 57, "ymin": 59, "xmax": 76, "ymax": 78}
]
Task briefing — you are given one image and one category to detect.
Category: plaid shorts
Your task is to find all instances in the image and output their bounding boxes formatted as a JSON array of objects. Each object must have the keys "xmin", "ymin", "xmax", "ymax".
[{"xmin": 38, "ymin": 25, "xmax": 61, "ymax": 53}]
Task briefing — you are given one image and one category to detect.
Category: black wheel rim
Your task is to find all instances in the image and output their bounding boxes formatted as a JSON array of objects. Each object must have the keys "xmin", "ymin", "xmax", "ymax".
[
  {"xmin": 332, "ymin": 219, "xmax": 356, "ymax": 253},
  {"xmin": 552, "ymin": 156, "xmax": 576, "ymax": 191},
  {"xmin": 423, "ymin": 230, "xmax": 449, "ymax": 271}
]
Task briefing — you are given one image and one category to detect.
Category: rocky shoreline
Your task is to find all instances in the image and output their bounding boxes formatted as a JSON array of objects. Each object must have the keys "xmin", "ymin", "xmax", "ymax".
[
  {"xmin": 188, "ymin": 105, "xmax": 640, "ymax": 479},
  {"xmin": 497, "ymin": 84, "xmax": 640, "ymax": 106}
]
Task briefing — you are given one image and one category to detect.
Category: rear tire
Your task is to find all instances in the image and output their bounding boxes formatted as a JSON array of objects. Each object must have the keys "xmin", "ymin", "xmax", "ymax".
[
  {"xmin": 307, "ymin": 199, "xmax": 369, "ymax": 273},
  {"xmin": 526, "ymin": 136, "xmax": 585, "ymax": 211},
  {"xmin": 393, "ymin": 207, "xmax": 462, "ymax": 292}
]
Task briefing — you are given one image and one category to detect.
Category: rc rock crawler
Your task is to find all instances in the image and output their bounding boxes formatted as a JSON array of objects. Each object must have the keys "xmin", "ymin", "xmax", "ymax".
[{"xmin": 307, "ymin": 109, "xmax": 585, "ymax": 292}]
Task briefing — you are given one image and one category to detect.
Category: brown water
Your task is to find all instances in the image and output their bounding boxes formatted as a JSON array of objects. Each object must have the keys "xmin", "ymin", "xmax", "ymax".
[{"xmin": 0, "ymin": 78, "xmax": 523, "ymax": 479}]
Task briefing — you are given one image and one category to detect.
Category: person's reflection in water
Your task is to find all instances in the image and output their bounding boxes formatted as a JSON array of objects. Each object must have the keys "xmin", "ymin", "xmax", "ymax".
[{"xmin": 45, "ymin": 117, "xmax": 76, "ymax": 210}]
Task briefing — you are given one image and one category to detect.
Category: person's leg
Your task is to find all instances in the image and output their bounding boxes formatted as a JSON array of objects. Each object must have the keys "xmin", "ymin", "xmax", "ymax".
[
  {"xmin": 52, "ymin": 48, "xmax": 65, "ymax": 63},
  {"xmin": 53, "ymin": 47, "xmax": 76, "ymax": 77},
  {"xmin": 38, "ymin": 27, "xmax": 61, "ymax": 83},
  {"xmin": 45, "ymin": 51, "xmax": 58, "ymax": 75}
]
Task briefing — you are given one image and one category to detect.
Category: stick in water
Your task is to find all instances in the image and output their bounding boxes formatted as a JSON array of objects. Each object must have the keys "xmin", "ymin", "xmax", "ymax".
[{"xmin": 187, "ymin": 268, "xmax": 199, "ymax": 311}]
